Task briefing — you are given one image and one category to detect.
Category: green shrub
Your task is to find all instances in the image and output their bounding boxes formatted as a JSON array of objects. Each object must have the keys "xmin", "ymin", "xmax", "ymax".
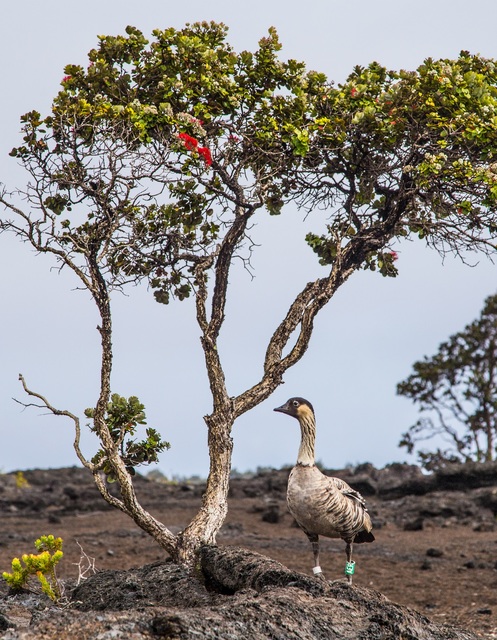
[{"xmin": 2, "ymin": 535, "xmax": 64, "ymax": 602}]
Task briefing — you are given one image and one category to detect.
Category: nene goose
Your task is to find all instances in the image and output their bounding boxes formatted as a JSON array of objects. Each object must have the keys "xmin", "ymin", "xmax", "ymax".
[{"xmin": 274, "ymin": 397, "xmax": 374, "ymax": 584}]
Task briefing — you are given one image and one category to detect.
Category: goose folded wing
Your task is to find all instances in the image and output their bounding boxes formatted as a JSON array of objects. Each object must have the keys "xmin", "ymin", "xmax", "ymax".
[{"xmin": 330, "ymin": 477, "xmax": 367, "ymax": 508}]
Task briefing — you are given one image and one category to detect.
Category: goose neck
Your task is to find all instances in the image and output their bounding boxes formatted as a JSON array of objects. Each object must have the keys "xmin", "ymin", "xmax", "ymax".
[{"xmin": 297, "ymin": 412, "xmax": 316, "ymax": 467}]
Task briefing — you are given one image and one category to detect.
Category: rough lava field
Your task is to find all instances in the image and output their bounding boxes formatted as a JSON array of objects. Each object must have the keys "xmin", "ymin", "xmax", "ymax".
[{"xmin": 0, "ymin": 463, "xmax": 497, "ymax": 639}]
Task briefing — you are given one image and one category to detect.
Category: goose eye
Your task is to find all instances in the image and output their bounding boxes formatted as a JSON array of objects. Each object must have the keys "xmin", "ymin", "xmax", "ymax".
[{"xmin": 292, "ymin": 400, "xmax": 299, "ymax": 407}]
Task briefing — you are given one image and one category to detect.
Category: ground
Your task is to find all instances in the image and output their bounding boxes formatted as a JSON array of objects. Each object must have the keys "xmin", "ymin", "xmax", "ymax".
[{"xmin": 0, "ymin": 465, "xmax": 496, "ymax": 638}]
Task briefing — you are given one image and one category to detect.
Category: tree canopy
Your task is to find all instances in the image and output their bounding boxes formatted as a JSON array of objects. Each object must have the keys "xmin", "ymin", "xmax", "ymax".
[
  {"xmin": 2, "ymin": 22, "xmax": 497, "ymax": 562},
  {"xmin": 7, "ymin": 22, "xmax": 325, "ymax": 302},
  {"xmin": 398, "ymin": 294, "xmax": 497, "ymax": 469},
  {"xmin": 301, "ymin": 52, "xmax": 497, "ymax": 275}
]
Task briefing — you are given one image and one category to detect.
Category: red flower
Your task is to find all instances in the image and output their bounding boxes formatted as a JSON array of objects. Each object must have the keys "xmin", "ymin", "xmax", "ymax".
[
  {"xmin": 62, "ymin": 76, "xmax": 72, "ymax": 83},
  {"xmin": 178, "ymin": 133, "xmax": 212, "ymax": 166},
  {"xmin": 178, "ymin": 132, "xmax": 199, "ymax": 151},
  {"xmin": 350, "ymin": 87, "xmax": 358, "ymax": 98},
  {"xmin": 198, "ymin": 146, "xmax": 212, "ymax": 166},
  {"xmin": 389, "ymin": 251, "xmax": 399, "ymax": 261}
]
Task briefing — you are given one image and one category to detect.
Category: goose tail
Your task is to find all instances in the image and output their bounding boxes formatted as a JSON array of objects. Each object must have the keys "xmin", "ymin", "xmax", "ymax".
[{"xmin": 354, "ymin": 530, "xmax": 375, "ymax": 544}]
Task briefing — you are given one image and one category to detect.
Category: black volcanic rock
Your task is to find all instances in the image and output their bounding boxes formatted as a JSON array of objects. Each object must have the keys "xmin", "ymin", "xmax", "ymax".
[{"xmin": 67, "ymin": 547, "xmax": 478, "ymax": 640}]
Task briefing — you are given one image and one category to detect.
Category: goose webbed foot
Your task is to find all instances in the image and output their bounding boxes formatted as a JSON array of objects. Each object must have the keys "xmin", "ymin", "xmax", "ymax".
[{"xmin": 312, "ymin": 568, "xmax": 327, "ymax": 582}]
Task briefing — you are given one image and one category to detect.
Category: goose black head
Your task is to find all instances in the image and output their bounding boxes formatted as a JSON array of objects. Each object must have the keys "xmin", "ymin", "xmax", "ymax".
[{"xmin": 274, "ymin": 397, "xmax": 314, "ymax": 420}]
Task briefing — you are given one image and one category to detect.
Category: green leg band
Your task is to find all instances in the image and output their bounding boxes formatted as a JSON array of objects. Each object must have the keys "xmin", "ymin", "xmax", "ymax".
[{"xmin": 345, "ymin": 561, "xmax": 355, "ymax": 576}]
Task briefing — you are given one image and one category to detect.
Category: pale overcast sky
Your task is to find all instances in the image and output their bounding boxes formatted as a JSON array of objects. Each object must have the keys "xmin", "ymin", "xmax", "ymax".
[{"xmin": 1, "ymin": 0, "xmax": 496, "ymax": 477}]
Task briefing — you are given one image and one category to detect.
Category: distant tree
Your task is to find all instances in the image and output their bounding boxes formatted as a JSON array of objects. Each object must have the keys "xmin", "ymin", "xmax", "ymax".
[
  {"xmin": 398, "ymin": 294, "xmax": 497, "ymax": 470},
  {"xmin": 1, "ymin": 23, "xmax": 497, "ymax": 565}
]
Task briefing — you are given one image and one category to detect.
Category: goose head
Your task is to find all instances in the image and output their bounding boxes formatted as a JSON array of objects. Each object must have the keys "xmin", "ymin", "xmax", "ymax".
[{"xmin": 274, "ymin": 397, "xmax": 315, "ymax": 421}]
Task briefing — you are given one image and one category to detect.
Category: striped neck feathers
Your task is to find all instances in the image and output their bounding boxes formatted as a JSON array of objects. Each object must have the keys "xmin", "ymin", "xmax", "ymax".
[{"xmin": 296, "ymin": 407, "xmax": 316, "ymax": 467}]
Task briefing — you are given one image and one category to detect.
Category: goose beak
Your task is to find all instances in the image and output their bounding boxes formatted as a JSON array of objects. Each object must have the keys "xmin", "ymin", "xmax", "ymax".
[{"xmin": 274, "ymin": 402, "xmax": 291, "ymax": 415}]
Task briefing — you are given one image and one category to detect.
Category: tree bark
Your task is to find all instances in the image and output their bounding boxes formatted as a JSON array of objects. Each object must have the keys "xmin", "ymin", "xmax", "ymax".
[{"xmin": 173, "ymin": 410, "xmax": 234, "ymax": 564}]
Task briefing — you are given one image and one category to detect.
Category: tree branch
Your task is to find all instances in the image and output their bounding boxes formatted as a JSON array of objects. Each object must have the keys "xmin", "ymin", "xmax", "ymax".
[{"xmin": 17, "ymin": 374, "xmax": 93, "ymax": 471}]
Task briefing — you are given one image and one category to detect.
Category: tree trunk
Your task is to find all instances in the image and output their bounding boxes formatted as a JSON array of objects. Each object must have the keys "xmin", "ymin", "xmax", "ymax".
[{"xmin": 172, "ymin": 411, "xmax": 234, "ymax": 564}]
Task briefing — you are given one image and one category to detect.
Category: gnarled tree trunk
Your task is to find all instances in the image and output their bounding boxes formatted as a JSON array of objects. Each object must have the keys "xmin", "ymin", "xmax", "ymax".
[{"xmin": 173, "ymin": 411, "xmax": 234, "ymax": 564}]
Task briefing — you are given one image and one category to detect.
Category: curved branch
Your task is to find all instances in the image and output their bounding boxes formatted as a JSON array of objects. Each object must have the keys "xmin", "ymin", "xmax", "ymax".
[
  {"xmin": 17, "ymin": 373, "xmax": 93, "ymax": 471},
  {"xmin": 233, "ymin": 218, "xmax": 398, "ymax": 417},
  {"xmin": 233, "ymin": 243, "xmax": 350, "ymax": 416}
]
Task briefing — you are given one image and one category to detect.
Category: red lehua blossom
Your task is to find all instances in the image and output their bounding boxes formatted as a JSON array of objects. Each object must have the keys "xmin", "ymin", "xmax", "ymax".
[
  {"xmin": 62, "ymin": 76, "xmax": 72, "ymax": 83},
  {"xmin": 350, "ymin": 87, "xmax": 358, "ymax": 97},
  {"xmin": 178, "ymin": 132, "xmax": 199, "ymax": 151},
  {"xmin": 198, "ymin": 146, "xmax": 213, "ymax": 166},
  {"xmin": 389, "ymin": 251, "xmax": 399, "ymax": 261}
]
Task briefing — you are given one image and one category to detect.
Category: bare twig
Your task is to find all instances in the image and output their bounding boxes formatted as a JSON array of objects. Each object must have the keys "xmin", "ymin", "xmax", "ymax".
[{"xmin": 73, "ymin": 541, "xmax": 97, "ymax": 585}]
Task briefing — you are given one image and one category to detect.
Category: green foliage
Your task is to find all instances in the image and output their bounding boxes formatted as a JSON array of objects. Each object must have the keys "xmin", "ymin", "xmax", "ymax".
[
  {"xmin": 6, "ymin": 22, "xmax": 328, "ymax": 305},
  {"xmin": 7, "ymin": 25, "xmax": 497, "ymax": 311},
  {"xmin": 398, "ymin": 294, "xmax": 497, "ymax": 469},
  {"xmin": 85, "ymin": 394, "xmax": 170, "ymax": 481},
  {"xmin": 2, "ymin": 535, "xmax": 64, "ymax": 601},
  {"xmin": 302, "ymin": 52, "xmax": 497, "ymax": 270},
  {"xmin": 305, "ymin": 231, "xmax": 337, "ymax": 266}
]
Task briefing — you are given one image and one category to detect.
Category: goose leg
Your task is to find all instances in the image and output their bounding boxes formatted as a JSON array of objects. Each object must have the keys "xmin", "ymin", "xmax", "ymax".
[
  {"xmin": 344, "ymin": 541, "xmax": 355, "ymax": 585},
  {"xmin": 307, "ymin": 533, "xmax": 324, "ymax": 579}
]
